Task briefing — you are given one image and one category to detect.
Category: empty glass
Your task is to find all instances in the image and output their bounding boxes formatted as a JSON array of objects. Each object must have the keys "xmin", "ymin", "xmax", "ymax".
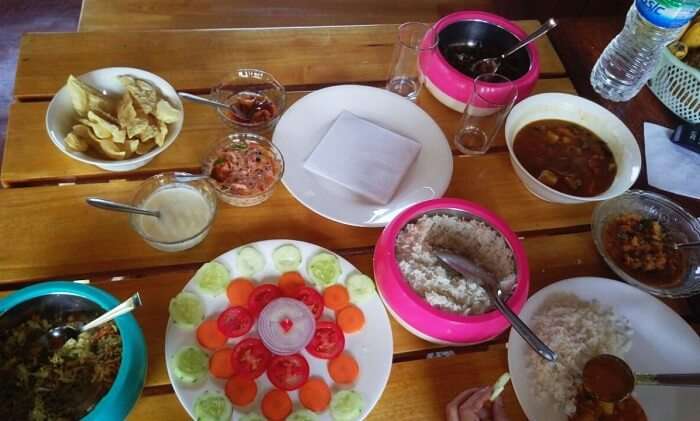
[
  {"xmin": 454, "ymin": 73, "xmax": 518, "ymax": 155},
  {"xmin": 386, "ymin": 22, "xmax": 437, "ymax": 101}
]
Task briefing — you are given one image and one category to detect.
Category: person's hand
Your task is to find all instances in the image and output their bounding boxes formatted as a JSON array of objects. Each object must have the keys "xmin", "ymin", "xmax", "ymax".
[{"xmin": 445, "ymin": 386, "xmax": 509, "ymax": 421}]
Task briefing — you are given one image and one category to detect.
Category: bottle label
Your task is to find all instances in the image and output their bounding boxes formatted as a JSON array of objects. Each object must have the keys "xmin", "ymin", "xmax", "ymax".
[{"xmin": 636, "ymin": 0, "xmax": 700, "ymax": 28}]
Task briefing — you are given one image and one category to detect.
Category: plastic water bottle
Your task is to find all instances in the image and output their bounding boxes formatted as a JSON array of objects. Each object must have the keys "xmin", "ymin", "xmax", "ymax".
[{"xmin": 591, "ymin": 0, "xmax": 700, "ymax": 102}]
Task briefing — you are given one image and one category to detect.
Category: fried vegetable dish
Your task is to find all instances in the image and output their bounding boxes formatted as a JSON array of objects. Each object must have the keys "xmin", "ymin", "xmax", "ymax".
[
  {"xmin": 603, "ymin": 212, "xmax": 685, "ymax": 288},
  {"xmin": 0, "ymin": 313, "xmax": 122, "ymax": 420}
]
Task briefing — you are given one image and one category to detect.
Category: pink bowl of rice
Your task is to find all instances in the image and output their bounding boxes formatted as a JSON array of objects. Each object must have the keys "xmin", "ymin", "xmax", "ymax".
[{"xmin": 373, "ymin": 198, "xmax": 529, "ymax": 345}]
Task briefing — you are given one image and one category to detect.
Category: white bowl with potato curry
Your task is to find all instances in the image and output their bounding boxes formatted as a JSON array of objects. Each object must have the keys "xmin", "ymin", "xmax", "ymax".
[{"xmin": 46, "ymin": 67, "xmax": 183, "ymax": 172}]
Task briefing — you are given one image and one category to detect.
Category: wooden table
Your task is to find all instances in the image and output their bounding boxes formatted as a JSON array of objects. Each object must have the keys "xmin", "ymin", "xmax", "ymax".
[{"xmin": 2, "ymin": 15, "xmax": 698, "ymax": 421}]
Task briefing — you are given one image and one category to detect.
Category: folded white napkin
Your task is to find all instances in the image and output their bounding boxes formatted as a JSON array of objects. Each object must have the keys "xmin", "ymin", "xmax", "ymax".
[
  {"xmin": 644, "ymin": 122, "xmax": 700, "ymax": 199},
  {"xmin": 303, "ymin": 111, "xmax": 422, "ymax": 204}
]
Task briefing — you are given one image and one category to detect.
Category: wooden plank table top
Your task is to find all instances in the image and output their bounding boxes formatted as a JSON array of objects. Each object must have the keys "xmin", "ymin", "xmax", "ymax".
[
  {"xmin": 2, "ymin": 16, "xmax": 698, "ymax": 421},
  {"xmin": 76, "ymin": 0, "xmax": 498, "ymax": 32}
]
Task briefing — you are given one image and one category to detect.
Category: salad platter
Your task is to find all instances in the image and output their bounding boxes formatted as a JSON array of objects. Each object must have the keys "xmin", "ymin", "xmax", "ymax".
[{"xmin": 165, "ymin": 240, "xmax": 393, "ymax": 420}]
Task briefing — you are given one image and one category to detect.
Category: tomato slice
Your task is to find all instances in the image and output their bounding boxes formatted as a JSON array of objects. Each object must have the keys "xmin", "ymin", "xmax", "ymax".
[
  {"xmin": 295, "ymin": 286, "xmax": 324, "ymax": 319},
  {"xmin": 266, "ymin": 354, "xmax": 310, "ymax": 391},
  {"xmin": 231, "ymin": 338, "xmax": 272, "ymax": 379},
  {"xmin": 305, "ymin": 321, "xmax": 345, "ymax": 359},
  {"xmin": 217, "ymin": 306, "xmax": 254, "ymax": 338},
  {"xmin": 248, "ymin": 284, "xmax": 283, "ymax": 315}
]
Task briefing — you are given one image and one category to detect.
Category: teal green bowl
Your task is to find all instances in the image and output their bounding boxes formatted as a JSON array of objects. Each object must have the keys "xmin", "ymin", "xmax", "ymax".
[{"xmin": 0, "ymin": 281, "xmax": 147, "ymax": 421}]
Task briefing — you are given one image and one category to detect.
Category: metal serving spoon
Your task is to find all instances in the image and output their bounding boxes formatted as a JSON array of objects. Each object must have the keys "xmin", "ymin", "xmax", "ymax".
[
  {"xmin": 583, "ymin": 354, "xmax": 700, "ymax": 404},
  {"xmin": 177, "ymin": 92, "xmax": 248, "ymax": 120},
  {"xmin": 434, "ymin": 250, "xmax": 558, "ymax": 362},
  {"xmin": 674, "ymin": 240, "xmax": 700, "ymax": 250},
  {"xmin": 471, "ymin": 18, "xmax": 558, "ymax": 75},
  {"xmin": 45, "ymin": 293, "xmax": 142, "ymax": 350},
  {"xmin": 86, "ymin": 197, "xmax": 160, "ymax": 217},
  {"xmin": 173, "ymin": 174, "xmax": 211, "ymax": 183}
]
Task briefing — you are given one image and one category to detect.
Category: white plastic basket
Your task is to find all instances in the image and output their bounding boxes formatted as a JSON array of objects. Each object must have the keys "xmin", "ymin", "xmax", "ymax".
[{"xmin": 648, "ymin": 48, "xmax": 700, "ymax": 123}]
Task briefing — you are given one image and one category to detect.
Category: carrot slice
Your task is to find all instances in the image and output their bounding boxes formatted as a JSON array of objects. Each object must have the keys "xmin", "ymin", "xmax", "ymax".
[
  {"xmin": 227, "ymin": 278, "xmax": 255, "ymax": 307},
  {"xmin": 225, "ymin": 375, "xmax": 257, "ymax": 406},
  {"xmin": 261, "ymin": 389, "xmax": 293, "ymax": 421},
  {"xmin": 336, "ymin": 305, "xmax": 365, "ymax": 333},
  {"xmin": 209, "ymin": 348, "xmax": 235, "ymax": 379},
  {"xmin": 197, "ymin": 318, "xmax": 228, "ymax": 350},
  {"xmin": 299, "ymin": 377, "xmax": 331, "ymax": 412},
  {"xmin": 278, "ymin": 272, "xmax": 306, "ymax": 297},
  {"xmin": 323, "ymin": 284, "xmax": 350, "ymax": 311},
  {"xmin": 328, "ymin": 352, "xmax": 359, "ymax": 385}
]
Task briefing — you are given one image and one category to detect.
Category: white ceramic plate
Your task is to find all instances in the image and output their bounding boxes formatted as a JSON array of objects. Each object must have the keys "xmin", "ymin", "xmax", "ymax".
[
  {"xmin": 507, "ymin": 277, "xmax": 700, "ymax": 421},
  {"xmin": 46, "ymin": 67, "xmax": 183, "ymax": 172},
  {"xmin": 272, "ymin": 85, "xmax": 453, "ymax": 227},
  {"xmin": 165, "ymin": 240, "xmax": 393, "ymax": 420}
]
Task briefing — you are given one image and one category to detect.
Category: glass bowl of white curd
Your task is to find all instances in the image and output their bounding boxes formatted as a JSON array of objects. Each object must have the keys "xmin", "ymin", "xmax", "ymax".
[{"xmin": 129, "ymin": 172, "xmax": 218, "ymax": 252}]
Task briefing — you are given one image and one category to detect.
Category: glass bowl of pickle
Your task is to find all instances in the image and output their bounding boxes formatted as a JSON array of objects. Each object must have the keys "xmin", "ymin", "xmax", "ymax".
[{"xmin": 211, "ymin": 69, "xmax": 286, "ymax": 132}]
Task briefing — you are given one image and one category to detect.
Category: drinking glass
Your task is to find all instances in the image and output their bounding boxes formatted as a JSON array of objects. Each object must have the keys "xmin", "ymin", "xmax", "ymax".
[
  {"xmin": 386, "ymin": 22, "xmax": 437, "ymax": 101},
  {"xmin": 454, "ymin": 73, "xmax": 518, "ymax": 155}
]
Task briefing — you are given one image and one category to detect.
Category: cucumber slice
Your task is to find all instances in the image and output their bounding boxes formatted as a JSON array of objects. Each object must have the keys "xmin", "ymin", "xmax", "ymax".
[
  {"xmin": 169, "ymin": 291, "xmax": 205, "ymax": 330},
  {"xmin": 272, "ymin": 244, "xmax": 302, "ymax": 272},
  {"xmin": 307, "ymin": 252, "xmax": 341, "ymax": 288},
  {"xmin": 330, "ymin": 390, "xmax": 364, "ymax": 421},
  {"xmin": 194, "ymin": 261, "xmax": 230, "ymax": 296},
  {"xmin": 239, "ymin": 412, "xmax": 266, "ymax": 421},
  {"xmin": 172, "ymin": 346, "xmax": 208, "ymax": 385},
  {"xmin": 346, "ymin": 273, "xmax": 376, "ymax": 303},
  {"xmin": 489, "ymin": 372, "xmax": 511, "ymax": 401},
  {"xmin": 286, "ymin": 409, "xmax": 318, "ymax": 421},
  {"xmin": 237, "ymin": 246, "xmax": 265, "ymax": 276},
  {"xmin": 193, "ymin": 391, "xmax": 232, "ymax": 421}
]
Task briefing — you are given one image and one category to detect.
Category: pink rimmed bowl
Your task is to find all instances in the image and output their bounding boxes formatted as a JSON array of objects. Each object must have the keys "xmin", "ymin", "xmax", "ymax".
[
  {"xmin": 419, "ymin": 11, "xmax": 540, "ymax": 112},
  {"xmin": 373, "ymin": 198, "xmax": 530, "ymax": 345}
]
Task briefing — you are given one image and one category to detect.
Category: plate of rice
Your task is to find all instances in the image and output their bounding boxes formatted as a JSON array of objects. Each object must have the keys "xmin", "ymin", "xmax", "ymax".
[{"xmin": 507, "ymin": 277, "xmax": 700, "ymax": 421}]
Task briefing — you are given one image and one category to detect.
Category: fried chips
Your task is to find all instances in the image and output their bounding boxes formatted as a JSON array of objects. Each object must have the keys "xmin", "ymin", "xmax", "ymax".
[{"xmin": 64, "ymin": 75, "xmax": 181, "ymax": 160}]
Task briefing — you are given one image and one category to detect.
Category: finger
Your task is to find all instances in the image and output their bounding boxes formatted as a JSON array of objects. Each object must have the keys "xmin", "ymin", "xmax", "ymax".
[
  {"xmin": 492, "ymin": 396, "xmax": 509, "ymax": 421},
  {"xmin": 446, "ymin": 388, "xmax": 479, "ymax": 421},
  {"xmin": 461, "ymin": 386, "xmax": 492, "ymax": 411},
  {"xmin": 477, "ymin": 407, "xmax": 492, "ymax": 421},
  {"xmin": 457, "ymin": 404, "xmax": 480, "ymax": 421},
  {"xmin": 445, "ymin": 404, "xmax": 459, "ymax": 421},
  {"xmin": 448, "ymin": 387, "xmax": 481, "ymax": 408}
]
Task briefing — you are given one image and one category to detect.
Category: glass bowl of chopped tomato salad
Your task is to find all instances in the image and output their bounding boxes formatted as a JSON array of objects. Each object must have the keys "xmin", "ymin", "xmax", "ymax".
[{"xmin": 202, "ymin": 133, "xmax": 285, "ymax": 207}]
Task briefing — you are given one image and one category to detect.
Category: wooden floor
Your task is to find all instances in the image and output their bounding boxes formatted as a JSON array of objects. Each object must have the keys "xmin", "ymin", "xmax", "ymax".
[{"xmin": 0, "ymin": 0, "xmax": 81, "ymax": 160}]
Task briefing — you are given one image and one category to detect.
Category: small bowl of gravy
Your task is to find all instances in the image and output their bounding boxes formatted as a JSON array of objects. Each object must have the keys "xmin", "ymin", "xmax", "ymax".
[
  {"xmin": 505, "ymin": 92, "xmax": 641, "ymax": 204},
  {"xmin": 129, "ymin": 172, "xmax": 218, "ymax": 252}
]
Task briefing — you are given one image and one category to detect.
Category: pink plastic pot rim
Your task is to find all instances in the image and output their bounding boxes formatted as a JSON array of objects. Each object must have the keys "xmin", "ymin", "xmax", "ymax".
[
  {"xmin": 373, "ymin": 198, "xmax": 530, "ymax": 342},
  {"xmin": 419, "ymin": 11, "xmax": 540, "ymax": 105}
]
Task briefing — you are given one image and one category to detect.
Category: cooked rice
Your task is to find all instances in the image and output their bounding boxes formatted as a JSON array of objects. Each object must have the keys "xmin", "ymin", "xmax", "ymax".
[
  {"xmin": 395, "ymin": 214, "xmax": 516, "ymax": 315},
  {"xmin": 528, "ymin": 293, "xmax": 633, "ymax": 415}
]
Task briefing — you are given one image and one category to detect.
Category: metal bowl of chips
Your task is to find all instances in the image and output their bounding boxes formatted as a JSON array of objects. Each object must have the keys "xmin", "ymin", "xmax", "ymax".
[{"xmin": 46, "ymin": 67, "xmax": 184, "ymax": 172}]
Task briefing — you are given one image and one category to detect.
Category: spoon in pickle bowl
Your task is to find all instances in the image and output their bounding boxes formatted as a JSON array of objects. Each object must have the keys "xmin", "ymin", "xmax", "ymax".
[
  {"xmin": 86, "ymin": 197, "xmax": 160, "ymax": 218},
  {"xmin": 433, "ymin": 249, "xmax": 558, "ymax": 362},
  {"xmin": 470, "ymin": 18, "xmax": 558, "ymax": 75},
  {"xmin": 177, "ymin": 92, "xmax": 248, "ymax": 120},
  {"xmin": 44, "ymin": 293, "xmax": 142, "ymax": 350}
]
